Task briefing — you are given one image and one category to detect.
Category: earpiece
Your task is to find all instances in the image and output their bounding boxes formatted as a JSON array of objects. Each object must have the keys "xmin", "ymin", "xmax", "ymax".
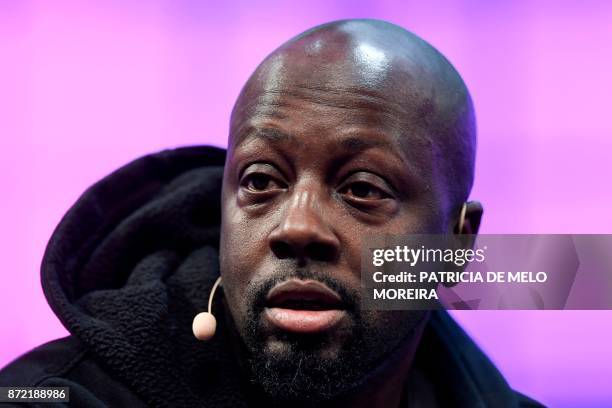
[
  {"xmin": 192, "ymin": 276, "xmax": 222, "ymax": 341},
  {"xmin": 458, "ymin": 202, "xmax": 467, "ymax": 233}
]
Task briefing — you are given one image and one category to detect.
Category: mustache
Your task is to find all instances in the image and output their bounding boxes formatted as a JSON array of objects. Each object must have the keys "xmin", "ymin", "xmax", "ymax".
[{"xmin": 245, "ymin": 267, "xmax": 360, "ymax": 314}]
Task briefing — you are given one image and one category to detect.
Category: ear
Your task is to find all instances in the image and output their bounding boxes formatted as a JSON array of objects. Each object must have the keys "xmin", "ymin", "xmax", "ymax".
[
  {"xmin": 442, "ymin": 201, "xmax": 484, "ymax": 288},
  {"xmin": 456, "ymin": 200, "xmax": 483, "ymax": 235}
]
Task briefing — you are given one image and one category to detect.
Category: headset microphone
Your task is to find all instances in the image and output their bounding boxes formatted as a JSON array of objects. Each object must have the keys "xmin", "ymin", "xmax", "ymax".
[{"xmin": 192, "ymin": 277, "xmax": 222, "ymax": 341}]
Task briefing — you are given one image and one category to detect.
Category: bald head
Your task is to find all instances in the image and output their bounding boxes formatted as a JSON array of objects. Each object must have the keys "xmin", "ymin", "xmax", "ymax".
[{"xmin": 230, "ymin": 19, "xmax": 476, "ymax": 210}]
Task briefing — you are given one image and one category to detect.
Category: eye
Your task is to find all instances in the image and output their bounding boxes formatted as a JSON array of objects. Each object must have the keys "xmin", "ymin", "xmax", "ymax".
[
  {"xmin": 339, "ymin": 171, "xmax": 396, "ymax": 203},
  {"xmin": 341, "ymin": 181, "xmax": 390, "ymax": 200},
  {"xmin": 240, "ymin": 171, "xmax": 286, "ymax": 192},
  {"xmin": 245, "ymin": 173, "xmax": 272, "ymax": 191}
]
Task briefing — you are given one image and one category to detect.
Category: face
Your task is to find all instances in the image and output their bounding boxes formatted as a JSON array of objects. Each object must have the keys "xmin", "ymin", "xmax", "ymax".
[{"xmin": 219, "ymin": 42, "xmax": 457, "ymax": 402}]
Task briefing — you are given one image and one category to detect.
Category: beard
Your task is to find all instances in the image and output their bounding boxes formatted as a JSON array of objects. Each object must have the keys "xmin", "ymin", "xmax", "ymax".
[{"xmin": 238, "ymin": 268, "xmax": 428, "ymax": 405}]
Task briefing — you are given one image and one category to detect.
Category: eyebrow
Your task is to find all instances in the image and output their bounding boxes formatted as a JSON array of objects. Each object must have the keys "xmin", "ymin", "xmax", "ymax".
[
  {"xmin": 238, "ymin": 127, "xmax": 400, "ymax": 153},
  {"xmin": 235, "ymin": 127, "xmax": 292, "ymax": 147},
  {"xmin": 340, "ymin": 136, "xmax": 394, "ymax": 154}
]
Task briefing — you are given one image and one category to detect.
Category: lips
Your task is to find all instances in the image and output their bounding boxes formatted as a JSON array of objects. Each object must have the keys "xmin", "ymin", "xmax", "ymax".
[{"xmin": 264, "ymin": 279, "xmax": 347, "ymax": 334}]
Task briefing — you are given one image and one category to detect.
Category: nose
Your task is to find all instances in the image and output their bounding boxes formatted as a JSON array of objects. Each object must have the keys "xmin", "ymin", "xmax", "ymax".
[{"xmin": 268, "ymin": 188, "xmax": 340, "ymax": 264}]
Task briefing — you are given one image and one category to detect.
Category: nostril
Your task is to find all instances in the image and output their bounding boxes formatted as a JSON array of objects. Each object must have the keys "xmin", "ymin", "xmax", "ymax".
[
  {"xmin": 270, "ymin": 241, "xmax": 295, "ymax": 259},
  {"xmin": 305, "ymin": 242, "xmax": 337, "ymax": 263}
]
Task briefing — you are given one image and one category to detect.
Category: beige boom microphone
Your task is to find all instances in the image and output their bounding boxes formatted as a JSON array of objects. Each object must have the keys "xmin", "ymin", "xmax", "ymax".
[{"xmin": 192, "ymin": 277, "xmax": 222, "ymax": 341}]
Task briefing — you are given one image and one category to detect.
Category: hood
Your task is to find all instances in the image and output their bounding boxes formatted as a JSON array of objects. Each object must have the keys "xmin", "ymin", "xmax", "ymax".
[
  {"xmin": 40, "ymin": 145, "xmax": 531, "ymax": 407},
  {"xmin": 41, "ymin": 145, "xmax": 248, "ymax": 407}
]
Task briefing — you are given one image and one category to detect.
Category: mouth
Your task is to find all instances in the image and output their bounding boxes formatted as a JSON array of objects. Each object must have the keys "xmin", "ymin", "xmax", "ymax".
[{"xmin": 264, "ymin": 279, "xmax": 347, "ymax": 334}]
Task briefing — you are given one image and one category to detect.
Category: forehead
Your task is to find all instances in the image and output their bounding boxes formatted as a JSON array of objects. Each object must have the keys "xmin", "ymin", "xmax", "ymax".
[
  {"xmin": 230, "ymin": 62, "xmax": 436, "ymax": 157},
  {"xmin": 233, "ymin": 89, "xmax": 403, "ymax": 145},
  {"xmin": 234, "ymin": 43, "xmax": 435, "ymax": 120},
  {"xmin": 228, "ymin": 89, "xmax": 439, "ymax": 193},
  {"xmin": 231, "ymin": 92, "xmax": 439, "ymax": 175}
]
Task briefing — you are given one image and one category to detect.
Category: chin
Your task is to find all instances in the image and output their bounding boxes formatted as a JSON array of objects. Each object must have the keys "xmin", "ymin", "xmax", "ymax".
[
  {"xmin": 247, "ymin": 341, "xmax": 362, "ymax": 403},
  {"xmin": 244, "ymin": 323, "xmax": 372, "ymax": 403},
  {"xmin": 263, "ymin": 331, "xmax": 346, "ymax": 362}
]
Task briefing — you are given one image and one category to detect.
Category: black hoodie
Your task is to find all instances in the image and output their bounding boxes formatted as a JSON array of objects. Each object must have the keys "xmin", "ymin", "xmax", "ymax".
[{"xmin": 0, "ymin": 146, "xmax": 543, "ymax": 407}]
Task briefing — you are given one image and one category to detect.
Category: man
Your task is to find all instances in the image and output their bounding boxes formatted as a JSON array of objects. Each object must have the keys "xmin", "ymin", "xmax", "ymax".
[{"xmin": 0, "ymin": 19, "xmax": 541, "ymax": 407}]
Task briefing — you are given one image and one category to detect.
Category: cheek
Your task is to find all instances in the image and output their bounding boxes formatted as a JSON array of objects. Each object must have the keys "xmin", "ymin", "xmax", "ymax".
[
  {"xmin": 219, "ymin": 199, "xmax": 270, "ymax": 324},
  {"xmin": 342, "ymin": 231, "xmax": 366, "ymax": 282}
]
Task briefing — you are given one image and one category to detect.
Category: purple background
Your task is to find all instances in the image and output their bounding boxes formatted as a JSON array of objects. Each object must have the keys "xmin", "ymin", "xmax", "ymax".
[{"xmin": 1, "ymin": 1, "xmax": 611, "ymax": 406}]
